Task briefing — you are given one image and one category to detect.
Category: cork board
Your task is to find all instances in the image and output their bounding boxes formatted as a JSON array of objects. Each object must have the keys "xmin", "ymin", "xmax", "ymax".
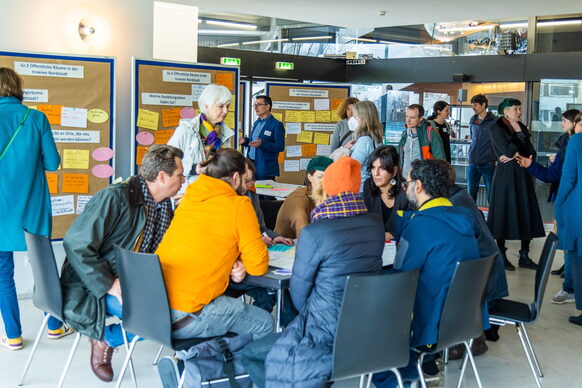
[
  {"xmin": 265, "ymin": 82, "xmax": 350, "ymax": 184},
  {"xmin": 0, "ymin": 51, "xmax": 115, "ymax": 240},
  {"xmin": 132, "ymin": 58, "xmax": 239, "ymax": 174}
]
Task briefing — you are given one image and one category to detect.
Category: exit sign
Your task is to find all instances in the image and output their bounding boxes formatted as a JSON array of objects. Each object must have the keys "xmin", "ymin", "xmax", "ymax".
[
  {"xmin": 220, "ymin": 57, "xmax": 241, "ymax": 66},
  {"xmin": 275, "ymin": 61, "xmax": 294, "ymax": 70}
]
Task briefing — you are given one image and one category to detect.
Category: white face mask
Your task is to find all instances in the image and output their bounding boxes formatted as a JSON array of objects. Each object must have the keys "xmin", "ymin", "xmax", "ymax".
[{"xmin": 348, "ymin": 116, "xmax": 359, "ymax": 132}]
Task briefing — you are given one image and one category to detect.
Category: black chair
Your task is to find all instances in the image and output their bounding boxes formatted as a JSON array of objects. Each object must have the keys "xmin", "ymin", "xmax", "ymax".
[
  {"xmin": 259, "ymin": 199, "xmax": 284, "ymax": 230},
  {"xmin": 329, "ymin": 270, "xmax": 419, "ymax": 388},
  {"xmin": 489, "ymin": 233, "xmax": 558, "ymax": 388},
  {"xmin": 415, "ymin": 255, "xmax": 495, "ymax": 388}
]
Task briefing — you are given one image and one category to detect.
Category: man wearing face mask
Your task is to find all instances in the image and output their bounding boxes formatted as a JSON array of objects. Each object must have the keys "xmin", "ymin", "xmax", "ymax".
[{"xmin": 240, "ymin": 96, "xmax": 286, "ymax": 181}]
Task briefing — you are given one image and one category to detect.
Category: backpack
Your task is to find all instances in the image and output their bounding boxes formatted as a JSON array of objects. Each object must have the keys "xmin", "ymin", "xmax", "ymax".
[{"xmin": 178, "ymin": 334, "xmax": 253, "ymax": 388}]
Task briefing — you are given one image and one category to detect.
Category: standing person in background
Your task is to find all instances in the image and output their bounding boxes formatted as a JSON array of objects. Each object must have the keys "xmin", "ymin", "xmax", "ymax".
[
  {"xmin": 0, "ymin": 67, "xmax": 67, "ymax": 351},
  {"xmin": 168, "ymin": 84, "xmax": 234, "ymax": 190},
  {"xmin": 240, "ymin": 95, "xmax": 285, "ymax": 181},
  {"xmin": 467, "ymin": 94, "xmax": 496, "ymax": 202},
  {"xmin": 487, "ymin": 98, "xmax": 545, "ymax": 271},
  {"xmin": 399, "ymin": 104, "xmax": 445, "ymax": 179},
  {"xmin": 426, "ymin": 101, "xmax": 452, "ymax": 163},
  {"xmin": 330, "ymin": 97, "xmax": 359, "ymax": 152}
]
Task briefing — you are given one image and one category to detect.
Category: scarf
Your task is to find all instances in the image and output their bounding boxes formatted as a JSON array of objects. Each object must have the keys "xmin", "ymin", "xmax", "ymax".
[
  {"xmin": 138, "ymin": 176, "xmax": 173, "ymax": 253},
  {"xmin": 200, "ymin": 113, "xmax": 223, "ymax": 149},
  {"xmin": 311, "ymin": 192, "xmax": 368, "ymax": 222}
]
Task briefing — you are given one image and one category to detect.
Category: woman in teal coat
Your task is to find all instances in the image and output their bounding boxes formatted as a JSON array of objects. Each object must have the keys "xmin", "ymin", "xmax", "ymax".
[{"xmin": 0, "ymin": 67, "xmax": 60, "ymax": 350}]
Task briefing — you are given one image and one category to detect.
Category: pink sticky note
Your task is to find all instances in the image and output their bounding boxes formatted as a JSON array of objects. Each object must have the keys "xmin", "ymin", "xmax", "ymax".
[
  {"xmin": 180, "ymin": 107, "xmax": 196, "ymax": 119},
  {"xmin": 136, "ymin": 131, "xmax": 155, "ymax": 146},
  {"xmin": 92, "ymin": 164, "xmax": 114, "ymax": 178},
  {"xmin": 92, "ymin": 147, "xmax": 114, "ymax": 162}
]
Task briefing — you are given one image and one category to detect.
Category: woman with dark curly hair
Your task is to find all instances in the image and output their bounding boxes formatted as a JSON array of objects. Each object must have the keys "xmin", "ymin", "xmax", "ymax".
[{"xmin": 487, "ymin": 98, "xmax": 545, "ymax": 270}]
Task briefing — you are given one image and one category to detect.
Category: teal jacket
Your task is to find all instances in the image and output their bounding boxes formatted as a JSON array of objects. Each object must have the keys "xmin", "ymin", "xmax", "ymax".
[
  {"xmin": 0, "ymin": 97, "xmax": 60, "ymax": 251},
  {"xmin": 398, "ymin": 119, "xmax": 446, "ymax": 167}
]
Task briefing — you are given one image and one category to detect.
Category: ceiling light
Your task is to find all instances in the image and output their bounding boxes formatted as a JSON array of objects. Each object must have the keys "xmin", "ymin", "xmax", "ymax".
[
  {"xmin": 205, "ymin": 19, "xmax": 257, "ymax": 30},
  {"xmin": 242, "ymin": 38, "xmax": 288, "ymax": 45},
  {"xmin": 538, "ymin": 19, "xmax": 582, "ymax": 27},
  {"xmin": 499, "ymin": 22, "xmax": 528, "ymax": 29},
  {"xmin": 217, "ymin": 42, "xmax": 241, "ymax": 48},
  {"xmin": 436, "ymin": 25, "xmax": 495, "ymax": 32},
  {"xmin": 378, "ymin": 40, "xmax": 409, "ymax": 45},
  {"xmin": 342, "ymin": 36, "xmax": 377, "ymax": 43},
  {"xmin": 291, "ymin": 36, "xmax": 332, "ymax": 41}
]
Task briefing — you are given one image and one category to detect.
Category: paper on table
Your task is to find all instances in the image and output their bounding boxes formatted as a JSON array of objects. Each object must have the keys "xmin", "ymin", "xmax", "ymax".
[
  {"xmin": 62, "ymin": 173, "xmax": 89, "ymax": 193},
  {"xmin": 296, "ymin": 131, "xmax": 313, "ymax": 143},
  {"xmin": 63, "ymin": 149, "xmax": 89, "ymax": 169},
  {"xmin": 382, "ymin": 241, "xmax": 397, "ymax": 267},
  {"xmin": 314, "ymin": 99, "xmax": 330, "ymax": 111},
  {"xmin": 286, "ymin": 145, "xmax": 302, "ymax": 157},
  {"xmin": 285, "ymin": 122, "xmax": 301, "ymax": 134},
  {"xmin": 61, "ymin": 107, "xmax": 88, "ymax": 128},
  {"xmin": 161, "ymin": 108, "xmax": 181, "ymax": 127},
  {"xmin": 137, "ymin": 108, "xmax": 159, "ymax": 130},
  {"xmin": 269, "ymin": 245, "xmax": 296, "ymax": 270},
  {"xmin": 268, "ymin": 244, "xmax": 293, "ymax": 252},
  {"xmin": 314, "ymin": 133, "xmax": 330, "ymax": 145},
  {"xmin": 284, "ymin": 159, "xmax": 300, "ymax": 172}
]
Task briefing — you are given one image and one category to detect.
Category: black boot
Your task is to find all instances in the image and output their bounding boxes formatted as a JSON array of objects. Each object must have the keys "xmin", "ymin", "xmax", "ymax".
[
  {"xmin": 551, "ymin": 264, "xmax": 564, "ymax": 276},
  {"xmin": 518, "ymin": 250, "xmax": 538, "ymax": 269},
  {"xmin": 501, "ymin": 248, "xmax": 515, "ymax": 271}
]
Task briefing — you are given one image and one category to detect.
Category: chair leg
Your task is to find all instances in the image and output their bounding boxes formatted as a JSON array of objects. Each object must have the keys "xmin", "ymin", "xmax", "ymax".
[
  {"xmin": 152, "ymin": 345, "xmax": 164, "ymax": 365},
  {"xmin": 57, "ymin": 332, "xmax": 82, "ymax": 388},
  {"xmin": 391, "ymin": 368, "xmax": 404, "ymax": 388},
  {"xmin": 416, "ymin": 352, "xmax": 427, "ymax": 388},
  {"xmin": 115, "ymin": 336, "xmax": 140, "ymax": 388},
  {"xmin": 516, "ymin": 324, "xmax": 542, "ymax": 388},
  {"xmin": 18, "ymin": 314, "xmax": 50, "ymax": 386},
  {"xmin": 444, "ymin": 348, "xmax": 449, "ymax": 364},
  {"xmin": 462, "ymin": 340, "xmax": 483, "ymax": 388},
  {"xmin": 456, "ymin": 340, "xmax": 471, "ymax": 388},
  {"xmin": 177, "ymin": 366, "xmax": 186, "ymax": 388},
  {"xmin": 520, "ymin": 324, "xmax": 543, "ymax": 378},
  {"xmin": 121, "ymin": 326, "xmax": 138, "ymax": 388}
]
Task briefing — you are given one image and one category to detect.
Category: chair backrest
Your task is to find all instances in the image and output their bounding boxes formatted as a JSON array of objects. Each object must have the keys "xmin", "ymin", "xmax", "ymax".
[
  {"xmin": 24, "ymin": 231, "xmax": 64, "ymax": 321},
  {"xmin": 531, "ymin": 232, "xmax": 558, "ymax": 320},
  {"xmin": 330, "ymin": 270, "xmax": 419, "ymax": 381},
  {"xmin": 436, "ymin": 255, "xmax": 495, "ymax": 350},
  {"xmin": 114, "ymin": 245, "xmax": 174, "ymax": 349}
]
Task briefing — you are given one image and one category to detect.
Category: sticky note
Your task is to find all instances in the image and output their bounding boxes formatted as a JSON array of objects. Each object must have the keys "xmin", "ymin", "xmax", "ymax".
[
  {"xmin": 285, "ymin": 111, "xmax": 300, "ymax": 122},
  {"xmin": 331, "ymin": 99, "xmax": 343, "ymax": 110},
  {"xmin": 180, "ymin": 107, "xmax": 197, "ymax": 119},
  {"xmin": 316, "ymin": 144, "xmax": 332, "ymax": 156},
  {"xmin": 37, "ymin": 105, "xmax": 63, "ymax": 125},
  {"xmin": 300, "ymin": 158, "xmax": 311, "ymax": 170},
  {"xmin": 272, "ymin": 112, "xmax": 283, "ymax": 122},
  {"xmin": 63, "ymin": 149, "xmax": 89, "ymax": 169},
  {"xmin": 314, "ymin": 99, "xmax": 330, "ymax": 111},
  {"xmin": 51, "ymin": 195, "xmax": 75, "ymax": 216},
  {"xmin": 136, "ymin": 131, "xmax": 155, "ymax": 146},
  {"xmin": 137, "ymin": 108, "xmax": 159, "ymax": 130},
  {"xmin": 296, "ymin": 131, "xmax": 313, "ymax": 143},
  {"xmin": 300, "ymin": 111, "xmax": 316, "ymax": 123},
  {"xmin": 284, "ymin": 160, "xmax": 299, "ymax": 172},
  {"xmin": 46, "ymin": 173, "xmax": 58, "ymax": 194},
  {"xmin": 314, "ymin": 133, "xmax": 330, "ymax": 145},
  {"xmin": 286, "ymin": 122, "xmax": 301, "ymax": 134},
  {"xmin": 286, "ymin": 145, "xmax": 302, "ymax": 158},
  {"xmin": 229, "ymin": 96, "xmax": 236, "ymax": 112},
  {"xmin": 61, "ymin": 107, "xmax": 88, "ymax": 128},
  {"xmin": 62, "ymin": 173, "xmax": 89, "ymax": 193},
  {"xmin": 224, "ymin": 114, "xmax": 235, "ymax": 129},
  {"xmin": 316, "ymin": 111, "xmax": 331, "ymax": 122},
  {"xmin": 92, "ymin": 164, "xmax": 114, "ymax": 178},
  {"xmin": 155, "ymin": 129, "xmax": 175, "ymax": 144},
  {"xmin": 76, "ymin": 195, "xmax": 92, "ymax": 214},
  {"xmin": 92, "ymin": 147, "xmax": 114, "ymax": 161},
  {"xmin": 87, "ymin": 108, "xmax": 109, "ymax": 124},
  {"xmin": 161, "ymin": 108, "xmax": 181, "ymax": 127},
  {"xmin": 329, "ymin": 111, "xmax": 337, "ymax": 121},
  {"xmin": 136, "ymin": 146, "xmax": 148, "ymax": 165},
  {"xmin": 278, "ymin": 152, "xmax": 285, "ymax": 164},
  {"xmin": 215, "ymin": 72, "xmax": 234, "ymax": 91},
  {"xmin": 301, "ymin": 144, "xmax": 317, "ymax": 156}
]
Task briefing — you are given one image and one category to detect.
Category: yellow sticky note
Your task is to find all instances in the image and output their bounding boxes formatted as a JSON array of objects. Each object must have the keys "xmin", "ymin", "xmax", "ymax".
[
  {"xmin": 301, "ymin": 144, "xmax": 317, "ymax": 156},
  {"xmin": 316, "ymin": 111, "xmax": 331, "ymax": 122},
  {"xmin": 87, "ymin": 109, "xmax": 109, "ymax": 124},
  {"xmin": 29, "ymin": 106, "xmax": 37, "ymax": 110},
  {"xmin": 272, "ymin": 112, "xmax": 283, "ymax": 122},
  {"xmin": 285, "ymin": 111, "xmax": 300, "ymax": 122},
  {"xmin": 46, "ymin": 173, "xmax": 58, "ymax": 194},
  {"xmin": 229, "ymin": 96, "xmax": 236, "ymax": 112},
  {"xmin": 62, "ymin": 173, "xmax": 89, "ymax": 194},
  {"xmin": 329, "ymin": 110, "xmax": 338, "ymax": 121},
  {"xmin": 296, "ymin": 131, "xmax": 313, "ymax": 143},
  {"xmin": 300, "ymin": 111, "xmax": 316, "ymax": 123},
  {"xmin": 224, "ymin": 114, "xmax": 235, "ymax": 129},
  {"xmin": 63, "ymin": 149, "xmax": 89, "ymax": 169},
  {"xmin": 161, "ymin": 108, "xmax": 181, "ymax": 128},
  {"xmin": 314, "ymin": 133, "xmax": 330, "ymax": 145},
  {"xmin": 137, "ymin": 108, "xmax": 159, "ymax": 131}
]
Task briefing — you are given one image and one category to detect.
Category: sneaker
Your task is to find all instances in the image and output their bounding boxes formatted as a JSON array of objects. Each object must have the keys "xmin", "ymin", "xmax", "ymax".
[
  {"xmin": 551, "ymin": 290, "xmax": 575, "ymax": 304},
  {"xmin": 47, "ymin": 324, "xmax": 75, "ymax": 340},
  {"xmin": 1, "ymin": 335, "xmax": 23, "ymax": 351}
]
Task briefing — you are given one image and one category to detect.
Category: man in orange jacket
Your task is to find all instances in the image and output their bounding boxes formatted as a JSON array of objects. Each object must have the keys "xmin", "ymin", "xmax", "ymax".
[{"xmin": 156, "ymin": 148, "xmax": 274, "ymax": 341}]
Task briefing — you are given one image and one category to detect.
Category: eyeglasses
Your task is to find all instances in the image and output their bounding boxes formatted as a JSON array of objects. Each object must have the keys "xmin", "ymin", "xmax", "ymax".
[
  {"xmin": 253, "ymin": 103, "xmax": 267, "ymax": 108},
  {"xmin": 245, "ymin": 178, "xmax": 255, "ymax": 184}
]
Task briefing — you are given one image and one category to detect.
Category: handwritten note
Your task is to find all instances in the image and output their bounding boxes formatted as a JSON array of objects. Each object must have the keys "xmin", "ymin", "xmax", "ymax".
[
  {"xmin": 284, "ymin": 160, "xmax": 299, "ymax": 172},
  {"xmin": 37, "ymin": 105, "xmax": 63, "ymax": 125},
  {"xmin": 137, "ymin": 108, "xmax": 159, "ymax": 130},
  {"xmin": 300, "ymin": 111, "xmax": 316, "ymax": 123},
  {"xmin": 215, "ymin": 72, "xmax": 234, "ymax": 91},
  {"xmin": 316, "ymin": 144, "xmax": 332, "ymax": 156},
  {"xmin": 285, "ymin": 122, "xmax": 301, "ymax": 134},
  {"xmin": 76, "ymin": 195, "xmax": 92, "ymax": 214},
  {"xmin": 136, "ymin": 146, "xmax": 148, "ymax": 165},
  {"xmin": 301, "ymin": 144, "xmax": 317, "ymax": 156},
  {"xmin": 87, "ymin": 108, "xmax": 109, "ymax": 124},
  {"xmin": 51, "ymin": 195, "xmax": 75, "ymax": 216},
  {"xmin": 224, "ymin": 114, "xmax": 235, "ymax": 129},
  {"xmin": 161, "ymin": 108, "xmax": 181, "ymax": 127},
  {"xmin": 296, "ymin": 131, "xmax": 313, "ymax": 143},
  {"xmin": 180, "ymin": 107, "xmax": 196, "ymax": 119},
  {"xmin": 315, "ymin": 110, "xmax": 331, "ymax": 122},
  {"xmin": 300, "ymin": 158, "xmax": 311, "ymax": 170},
  {"xmin": 61, "ymin": 107, "xmax": 88, "ymax": 128},
  {"xmin": 278, "ymin": 152, "xmax": 285, "ymax": 164},
  {"xmin": 46, "ymin": 173, "xmax": 58, "ymax": 194},
  {"xmin": 63, "ymin": 149, "xmax": 89, "ymax": 169},
  {"xmin": 92, "ymin": 164, "xmax": 114, "ymax": 178},
  {"xmin": 285, "ymin": 111, "xmax": 300, "ymax": 122},
  {"xmin": 92, "ymin": 147, "xmax": 114, "ymax": 162},
  {"xmin": 62, "ymin": 173, "xmax": 89, "ymax": 193},
  {"xmin": 155, "ymin": 129, "xmax": 175, "ymax": 144},
  {"xmin": 314, "ymin": 99, "xmax": 330, "ymax": 111},
  {"xmin": 272, "ymin": 112, "xmax": 283, "ymax": 122},
  {"xmin": 136, "ymin": 132, "xmax": 155, "ymax": 146},
  {"xmin": 286, "ymin": 145, "xmax": 302, "ymax": 157},
  {"xmin": 314, "ymin": 132, "xmax": 330, "ymax": 145}
]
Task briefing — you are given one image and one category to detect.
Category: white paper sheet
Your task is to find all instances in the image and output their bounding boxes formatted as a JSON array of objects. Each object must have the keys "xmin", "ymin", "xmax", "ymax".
[{"xmin": 61, "ymin": 107, "xmax": 88, "ymax": 128}]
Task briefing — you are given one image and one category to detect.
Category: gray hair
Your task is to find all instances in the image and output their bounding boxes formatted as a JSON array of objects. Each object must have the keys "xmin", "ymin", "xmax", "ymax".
[
  {"xmin": 140, "ymin": 144, "xmax": 184, "ymax": 182},
  {"xmin": 198, "ymin": 84, "xmax": 232, "ymax": 114}
]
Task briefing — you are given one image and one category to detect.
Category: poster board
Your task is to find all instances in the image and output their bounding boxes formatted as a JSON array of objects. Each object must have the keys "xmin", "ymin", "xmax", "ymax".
[
  {"xmin": 132, "ymin": 58, "xmax": 239, "ymax": 174},
  {"xmin": 266, "ymin": 82, "xmax": 351, "ymax": 184},
  {"xmin": 0, "ymin": 51, "xmax": 115, "ymax": 240}
]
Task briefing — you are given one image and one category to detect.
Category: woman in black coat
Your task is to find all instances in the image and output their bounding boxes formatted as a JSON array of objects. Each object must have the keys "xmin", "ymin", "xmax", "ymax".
[
  {"xmin": 363, "ymin": 145, "xmax": 412, "ymax": 239},
  {"xmin": 487, "ymin": 98, "xmax": 545, "ymax": 270}
]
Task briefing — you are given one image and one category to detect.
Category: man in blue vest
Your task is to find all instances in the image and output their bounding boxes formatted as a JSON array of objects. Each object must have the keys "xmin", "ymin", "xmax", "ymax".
[{"xmin": 240, "ymin": 96, "xmax": 285, "ymax": 180}]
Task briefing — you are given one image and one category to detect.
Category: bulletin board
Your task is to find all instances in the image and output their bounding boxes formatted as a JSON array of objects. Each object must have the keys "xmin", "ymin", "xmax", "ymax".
[
  {"xmin": 0, "ymin": 51, "xmax": 115, "ymax": 240},
  {"xmin": 132, "ymin": 58, "xmax": 240, "ymax": 174},
  {"xmin": 266, "ymin": 82, "xmax": 351, "ymax": 184}
]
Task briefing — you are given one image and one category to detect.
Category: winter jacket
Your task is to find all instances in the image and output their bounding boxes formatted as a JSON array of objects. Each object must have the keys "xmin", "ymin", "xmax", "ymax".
[
  {"xmin": 526, "ymin": 132, "xmax": 569, "ymax": 202},
  {"xmin": 398, "ymin": 119, "xmax": 446, "ymax": 168},
  {"xmin": 243, "ymin": 115, "xmax": 285, "ymax": 179},
  {"xmin": 274, "ymin": 187, "xmax": 313, "ymax": 239},
  {"xmin": 468, "ymin": 112, "xmax": 496, "ymax": 166}
]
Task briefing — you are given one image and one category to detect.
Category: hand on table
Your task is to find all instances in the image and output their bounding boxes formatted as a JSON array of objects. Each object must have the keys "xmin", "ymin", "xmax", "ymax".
[
  {"xmin": 272, "ymin": 236, "xmax": 294, "ymax": 246},
  {"xmin": 230, "ymin": 260, "xmax": 247, "ymax": 283}
]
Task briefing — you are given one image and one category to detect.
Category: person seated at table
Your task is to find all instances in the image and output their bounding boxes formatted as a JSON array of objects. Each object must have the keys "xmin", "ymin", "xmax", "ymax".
[
  {"xmin": 274, "ymin": 156, "xmax": 333, "ymax": 239},
  {"xmin": 60, "ymin": 145, "xmax": 185, "ymax": 382},
  {"xmin": 363, "ymin": 145, "xmax": 413, "ymax": 240},
  {"xmin": 241, "ymin": 156, "xmax": 384, "ymax": 388},
  {"xmin": 156, "ymin": 148, "xmax": 274, "ymax": 344},
  {"xmin": 373, "ymin": 159, "xmax": 480, "ymax": 387}
]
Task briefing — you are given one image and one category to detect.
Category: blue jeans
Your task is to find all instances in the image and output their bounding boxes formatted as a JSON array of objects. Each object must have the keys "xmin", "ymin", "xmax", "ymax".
[
  {"xmin": 563, "ymin": 250, "xmax": 574, "ymax": 294},
  {"xmin": 467, "ymin": 163, "xmax": 495, "ymax": 203},
  {"xmin": 103, "ymin": 294, "xmax": 140, "ymax": 348},
  {"xmin": 171, "ymin": 295, "xmax": 273, "ymax": 341},
  {"xmin": 0, "ymin": 252, "xmax": 21, "ymax": 339},
  {"xmin": 240, "ymin": 332, "xmax": 282, "ymax": 388},
  {"xmin": 45, "ymin": 313, "xmax": 65, "ymax": 331}
]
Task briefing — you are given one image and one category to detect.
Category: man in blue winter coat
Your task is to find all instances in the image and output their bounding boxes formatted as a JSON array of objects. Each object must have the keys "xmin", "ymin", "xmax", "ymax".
[{"xmin": 374, "ymin": 159, "xmax": 481, "ymax": 387}]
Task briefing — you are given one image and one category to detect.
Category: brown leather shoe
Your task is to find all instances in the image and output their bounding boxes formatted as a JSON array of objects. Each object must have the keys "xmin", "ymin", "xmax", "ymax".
[
  {"xmin": 90, "ymin": 338, "xmax": 114, "ymax": 382},
  {"xmin": 447, "ymin": 334, "xmax": 489, "ymax": 360}
]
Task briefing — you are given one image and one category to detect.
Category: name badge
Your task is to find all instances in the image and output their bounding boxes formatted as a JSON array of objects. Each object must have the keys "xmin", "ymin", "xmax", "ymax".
[{"xmin": 264, "ymin": 130, "xmax": 272, "ymax": 136}]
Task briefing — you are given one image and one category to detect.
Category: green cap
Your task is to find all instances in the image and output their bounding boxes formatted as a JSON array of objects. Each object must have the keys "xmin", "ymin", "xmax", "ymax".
[{"xmin": 306, "ymin": 156, "xmax": 333, "ymax": 172}]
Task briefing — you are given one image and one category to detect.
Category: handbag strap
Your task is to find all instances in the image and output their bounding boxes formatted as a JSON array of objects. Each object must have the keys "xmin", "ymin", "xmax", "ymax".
[
  {"xmin": 216, "ymin": 338, "xmax": 239, "ymax": 388},
  {"xmin": 0, "ymin": 108, "xmax": 30, "ymax": 161},
  {"xmin": 339, "ymin": 130, "xmax": 353, "ymax": 147}
]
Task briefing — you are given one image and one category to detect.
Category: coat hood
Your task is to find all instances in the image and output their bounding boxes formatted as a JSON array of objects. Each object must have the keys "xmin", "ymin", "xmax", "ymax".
[
  {"xmin": 416, "ymin": 197, "xmax": 475, "ymax": 237},
  {"xmin": 184, "ymin": 173, "xmax": 238, "ymax": 203}
]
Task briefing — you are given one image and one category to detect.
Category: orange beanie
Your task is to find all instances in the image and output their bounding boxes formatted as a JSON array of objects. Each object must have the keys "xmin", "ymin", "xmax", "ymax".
[{"xmin": 322, "ymin": 156, "xmax": 361, "ymax": 197}]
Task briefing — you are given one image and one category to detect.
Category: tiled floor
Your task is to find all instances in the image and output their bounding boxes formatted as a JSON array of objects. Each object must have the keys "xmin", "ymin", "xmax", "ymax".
[{"xmin": 1, "ymin": 238, "xmax": 581, "ymax": 387}]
